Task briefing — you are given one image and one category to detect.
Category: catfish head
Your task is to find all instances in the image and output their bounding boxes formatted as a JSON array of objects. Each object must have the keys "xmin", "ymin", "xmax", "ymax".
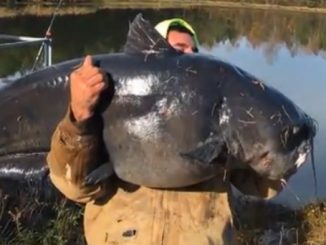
[{"xmin": 216, "ymin": 68, "xmax": 317, "ymax": 191}]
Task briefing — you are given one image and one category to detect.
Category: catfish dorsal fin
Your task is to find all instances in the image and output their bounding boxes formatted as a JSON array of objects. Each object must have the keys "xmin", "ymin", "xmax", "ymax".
[{"xmin": 124, "ymin": 13, "xmax": 178, "ymax": 55}]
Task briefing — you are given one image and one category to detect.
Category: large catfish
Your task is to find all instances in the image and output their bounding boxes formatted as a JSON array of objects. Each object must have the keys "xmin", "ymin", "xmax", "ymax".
[{"xmin": 0, "ymin": 14, "xmax": 317, "ymax": 191}]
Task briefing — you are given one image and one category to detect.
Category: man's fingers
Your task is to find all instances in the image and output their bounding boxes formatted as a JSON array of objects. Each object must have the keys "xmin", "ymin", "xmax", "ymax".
[
  {"xmin": 91, "ymin": 82, "xmax": 107, "ymax": 94},
  {"xmin": 81, "ymin": 81, "xmax": 107, "ymax": 98},
  {"xmin": 85, "ymin": 72, "xmax": 107, "ymax": 87},
  {"xmin": 72, "ymin": 55, "xmax": 93, "ymax": 73},
  {"xmin": 72, "ymin": 66, "xmax": 107, "ymax": 88},
  {"xmin": 80, "ymin": 66, "xmax": 105, "ymax": 81},
  {"xmin": 74, "ymin": 55, "xmax": 96, "ymax": 75},
  {"xmin": 83, "ymin": 55, "xmax": 93, "ymax": 67}
]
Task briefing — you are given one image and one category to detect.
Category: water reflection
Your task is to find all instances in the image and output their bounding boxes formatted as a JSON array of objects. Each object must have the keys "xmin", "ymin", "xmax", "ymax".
[
  {"xmin": 1, "ymin": 8, "xmax": 326, "ymax": 77},
  {"xmin": 0, "ymin": 7, "xmax": 325, "ymax": 206}
]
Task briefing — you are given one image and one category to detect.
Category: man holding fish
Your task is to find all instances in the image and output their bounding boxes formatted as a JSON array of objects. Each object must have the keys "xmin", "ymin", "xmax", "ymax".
[{"xmin": 47, "ymin": 16, "xmax": 312, "ymax": 245}]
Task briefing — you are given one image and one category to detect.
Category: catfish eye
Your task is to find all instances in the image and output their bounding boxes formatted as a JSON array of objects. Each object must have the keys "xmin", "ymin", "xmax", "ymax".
[{"xmin": 281, "ymin": 124, "xmax": 314, "ymax": 151}]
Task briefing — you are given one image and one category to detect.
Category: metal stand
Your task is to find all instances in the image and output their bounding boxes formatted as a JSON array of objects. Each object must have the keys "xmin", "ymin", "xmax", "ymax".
[{"xmin": 0, "ymin": 34, "xmax": 52, "ymax": 67}]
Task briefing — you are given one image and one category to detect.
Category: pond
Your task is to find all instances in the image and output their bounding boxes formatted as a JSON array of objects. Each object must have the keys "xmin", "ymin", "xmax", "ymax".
[{"xmin": 0, "ymin": 7, "xmax": 325, "ymax": 208}]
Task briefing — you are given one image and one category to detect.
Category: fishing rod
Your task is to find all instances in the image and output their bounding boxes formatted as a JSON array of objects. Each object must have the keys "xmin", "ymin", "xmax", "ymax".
[{"xmin": 31, "ymin": 0, "xmax": 64, "ymax": 71}]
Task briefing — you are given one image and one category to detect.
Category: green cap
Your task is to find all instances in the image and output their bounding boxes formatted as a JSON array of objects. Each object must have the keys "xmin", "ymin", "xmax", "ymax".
[{"xmin": 155, "ymin": 18, "xmax": 199, "ymax": 49}]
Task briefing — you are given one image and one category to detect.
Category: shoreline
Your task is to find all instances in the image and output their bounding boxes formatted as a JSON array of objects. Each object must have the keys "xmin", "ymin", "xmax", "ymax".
[{"xmin": 1, "ymin": 1, "xmax": 326, "ymax": 17}]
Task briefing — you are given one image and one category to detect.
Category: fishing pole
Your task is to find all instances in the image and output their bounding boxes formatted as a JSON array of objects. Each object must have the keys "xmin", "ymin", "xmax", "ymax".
[{"xmin": 31, "ymin": 0, "xmax": 64, "ymax": 71}]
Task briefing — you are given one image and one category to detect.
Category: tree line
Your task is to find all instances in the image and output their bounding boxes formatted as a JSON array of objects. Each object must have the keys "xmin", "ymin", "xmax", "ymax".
[{"xmin": 1, "ymin": 0, "xmax": 326, "ymax": 8}]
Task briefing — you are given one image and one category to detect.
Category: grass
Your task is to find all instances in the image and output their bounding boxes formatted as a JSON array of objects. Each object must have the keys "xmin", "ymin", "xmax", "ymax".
[
  {"xmin": 0, "ymin": 179, "xmax": 86, "ymax": 245},
  {"xmin": 0, "ymin": 181, "xmax": 324, "ymax": 245},
  {"xmin": 0, "ymin": 200, "xmax": 85, "ymax": 245},
  {"xmin": 235, "ymin": 200, "xmax": 326, "ymax": 244},
  {"xmin": 0, "ymin": 172, "xmax": 324, "ymax": 244},
  {"xmin": 299, "ymin": 201, "xmax": 326, "ymax": 244}
]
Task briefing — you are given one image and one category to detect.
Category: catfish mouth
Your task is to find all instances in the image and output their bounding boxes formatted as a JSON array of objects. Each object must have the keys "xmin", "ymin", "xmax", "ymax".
[
  {"xmin": 229, "ymin": 137, "xmax": 316, "ymax": 200},
  {"xmin": 242, "ymin": 147, "xmax": 310, "ymax": 186},
  {"xmin": 228, "ymin": 168, "xmax": 284, "ymax": 200},
  {"xmin": 237, "ymin": 126, "xmax": 314, "ymax": 180}
]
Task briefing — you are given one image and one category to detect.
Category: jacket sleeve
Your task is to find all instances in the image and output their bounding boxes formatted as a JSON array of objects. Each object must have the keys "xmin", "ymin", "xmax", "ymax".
[{"xmin": 47, "ymin": 108, "xmax": 106, "ymax": 203}]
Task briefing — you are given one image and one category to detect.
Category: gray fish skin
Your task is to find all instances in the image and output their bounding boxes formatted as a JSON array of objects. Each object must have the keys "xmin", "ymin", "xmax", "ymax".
[{"xmin": 0, "ymin": 14, "xmax": 316, "ymax": 189}]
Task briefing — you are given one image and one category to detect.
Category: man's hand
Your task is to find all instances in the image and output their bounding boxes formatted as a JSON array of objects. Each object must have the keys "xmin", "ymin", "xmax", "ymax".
[{"xmin": 70, "ymin": 55, "xmax": 108, "ymax": 122}]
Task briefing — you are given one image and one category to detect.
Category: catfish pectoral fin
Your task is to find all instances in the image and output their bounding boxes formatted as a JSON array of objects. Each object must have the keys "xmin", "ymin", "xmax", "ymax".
[
  {"xmin": 84, "ymin": 162, "xmax": 114, "ymax": 186},
  {"xmin": 180, "ymin": 138, "xmax": 225, "ymax": 164}
]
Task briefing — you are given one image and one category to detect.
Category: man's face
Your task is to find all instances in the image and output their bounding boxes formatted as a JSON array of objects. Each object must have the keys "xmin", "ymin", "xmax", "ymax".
[{"xmin": 167, "ymin": 30, "xmax": 196, "ymax": 54}]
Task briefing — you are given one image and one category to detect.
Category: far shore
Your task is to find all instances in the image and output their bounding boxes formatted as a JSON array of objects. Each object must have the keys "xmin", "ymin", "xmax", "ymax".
[{"xmin": 1, "ymin": 1, "xmax": 326, "ymax": 18}]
